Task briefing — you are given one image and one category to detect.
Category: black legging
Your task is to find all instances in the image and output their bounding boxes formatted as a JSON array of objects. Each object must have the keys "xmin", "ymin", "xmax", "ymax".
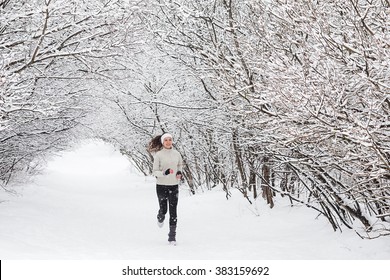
[{"xmin": 156, "ymin": 184, "xmax": 179, "ymax": 226}]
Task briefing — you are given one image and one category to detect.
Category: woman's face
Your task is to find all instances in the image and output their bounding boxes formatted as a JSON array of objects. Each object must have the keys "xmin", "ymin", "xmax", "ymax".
[{"xmin": 162, "ymin": 137, "xmax": 173, "ymax": 149}]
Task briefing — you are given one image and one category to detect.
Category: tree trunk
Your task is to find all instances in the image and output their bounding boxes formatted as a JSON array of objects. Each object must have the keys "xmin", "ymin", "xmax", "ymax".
[{"xmin": 261, "ymin": 157, "xmax": 274, "ymax": 208}]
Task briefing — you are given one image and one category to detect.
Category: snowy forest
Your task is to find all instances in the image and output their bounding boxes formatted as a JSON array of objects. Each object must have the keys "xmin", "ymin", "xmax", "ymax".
[{"xmin": 1, "ymin": 0, "xmax": 389, "ymax": 239}]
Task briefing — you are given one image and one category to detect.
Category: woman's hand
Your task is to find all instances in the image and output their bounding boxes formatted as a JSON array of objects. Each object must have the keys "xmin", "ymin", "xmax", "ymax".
[{"xmin": 164, "ymin": 168, "xmax": 174, "ymax": 176}]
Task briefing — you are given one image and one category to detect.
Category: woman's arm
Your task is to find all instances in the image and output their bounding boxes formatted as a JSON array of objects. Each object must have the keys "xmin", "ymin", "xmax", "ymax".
[{"xmin": 152, "ymin": 153, "xmax": 164, "ymax": 178}]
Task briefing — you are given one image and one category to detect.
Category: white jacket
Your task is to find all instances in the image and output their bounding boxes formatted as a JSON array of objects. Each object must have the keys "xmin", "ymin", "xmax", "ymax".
[{"xmin": 152, "ymin": 147, "xmax": 183, "ymax": 186}]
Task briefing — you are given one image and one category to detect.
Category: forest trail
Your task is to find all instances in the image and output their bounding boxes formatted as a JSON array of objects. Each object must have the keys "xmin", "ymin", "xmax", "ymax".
[{"xmin": 0, "ymin": 140, "xmax": 389, "ymax": 260}]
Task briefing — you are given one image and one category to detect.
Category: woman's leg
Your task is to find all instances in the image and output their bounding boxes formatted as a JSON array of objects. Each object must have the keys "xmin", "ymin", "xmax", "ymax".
[
  {"xmin": 168, "ymin": 185, "xmax": 179, "ymax": 226},
  {"xmin": 156, "ymin": 185, "xmax": 168, "ymax": 223},
  {"xmin": 168, "ymin": 185, "xmax": 179, "ymax": 242}
]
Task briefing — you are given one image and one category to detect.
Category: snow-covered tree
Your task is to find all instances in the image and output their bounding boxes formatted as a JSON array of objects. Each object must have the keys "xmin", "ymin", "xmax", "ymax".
[
  {"xmin": 142, "ymin": 0, "xmax": 390, "ymax": 237},
  {"xmin": 0, "ymin": 0, "xmax": 140, "ymax": 186}
]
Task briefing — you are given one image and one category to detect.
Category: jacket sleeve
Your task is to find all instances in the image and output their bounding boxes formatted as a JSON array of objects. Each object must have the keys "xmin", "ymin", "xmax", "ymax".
[{"xmin": 152, "ymin": 153, "xmax": 164, "ymax": 178}]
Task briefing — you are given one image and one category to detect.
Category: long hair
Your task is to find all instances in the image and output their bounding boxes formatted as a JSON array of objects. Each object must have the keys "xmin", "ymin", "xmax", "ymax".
[{"xmin": 148, "ymin": 134, "xmax": 163, "ymax": 153}]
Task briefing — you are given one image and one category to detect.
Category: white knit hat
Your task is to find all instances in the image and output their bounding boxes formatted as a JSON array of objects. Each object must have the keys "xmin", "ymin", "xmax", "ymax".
[{"xmin": 161, "ymin": 133, "xmax": 173, "ymax": 144}]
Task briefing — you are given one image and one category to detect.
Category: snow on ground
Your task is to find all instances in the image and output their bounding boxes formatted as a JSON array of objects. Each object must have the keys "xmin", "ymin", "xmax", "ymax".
[{"xmin": 0, "ymin": 140, "xmax": 389, "ymax": 260}]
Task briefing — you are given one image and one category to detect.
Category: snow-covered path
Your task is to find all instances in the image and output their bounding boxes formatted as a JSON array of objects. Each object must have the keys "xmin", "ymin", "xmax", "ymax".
[{"xmin": 1, "ymin": 140, "xmax": 389, "ymax": 260}]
